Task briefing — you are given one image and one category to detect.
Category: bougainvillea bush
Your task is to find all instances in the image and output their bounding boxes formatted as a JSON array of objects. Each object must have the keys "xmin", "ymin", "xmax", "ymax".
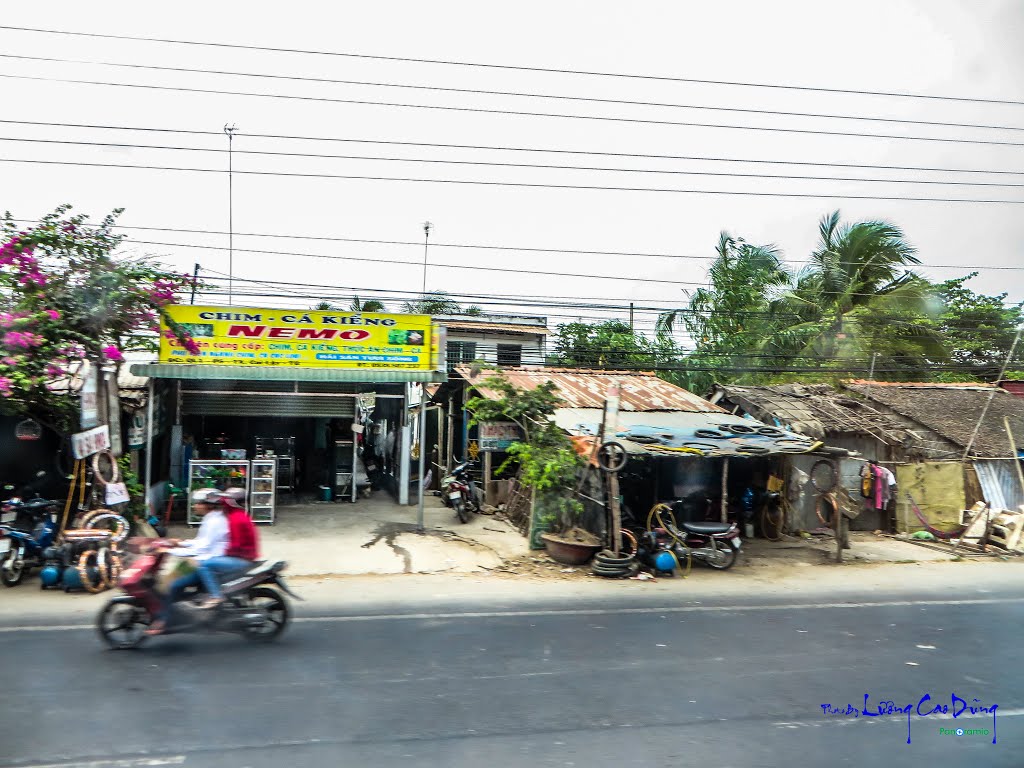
[{"xmin": 0, "ymin": 205, "xmax": 200, "ymax": 432}]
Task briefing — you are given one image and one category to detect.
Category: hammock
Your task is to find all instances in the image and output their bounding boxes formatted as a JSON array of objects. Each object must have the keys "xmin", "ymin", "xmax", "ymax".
[{"xmin": 906, "ymin": 492, "xmax": 968, "ymax": 540}]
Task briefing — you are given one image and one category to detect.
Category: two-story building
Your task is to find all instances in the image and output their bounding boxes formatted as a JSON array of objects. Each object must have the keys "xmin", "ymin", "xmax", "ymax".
[{"xmin": 436, "ymin": 313, "xmax": 549, "ymax": 371}]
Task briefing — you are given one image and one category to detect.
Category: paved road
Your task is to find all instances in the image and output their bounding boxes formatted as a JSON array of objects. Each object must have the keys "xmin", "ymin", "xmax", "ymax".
[{"xmin": 1, "ymin": 586, "xmax": 1021, "ymax": 768}]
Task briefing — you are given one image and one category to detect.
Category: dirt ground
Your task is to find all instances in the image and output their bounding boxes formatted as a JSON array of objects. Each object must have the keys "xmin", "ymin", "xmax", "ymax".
[{"xmin": 484, "ymin": 530, "xmax": 1020, "ymax": 582}]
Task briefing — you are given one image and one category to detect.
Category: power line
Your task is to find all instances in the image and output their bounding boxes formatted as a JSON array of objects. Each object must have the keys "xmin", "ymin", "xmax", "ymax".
[
  {"xmin": 3, "ymin": 118, "xmax": 1022, "ymax": 177},
  {"xmin": 5, "ymin": 52, "xmax": 1024, "ymax": 135},
  {"xmin": 6, "ymin": 135, "xmax": 1024, "ymax": 189},
  {"xmin": 4, "ymin": 157, "xmax": 1023, "ymax": 204},
  {"xmin": 16, "ymin": 217, "xmax": 1021, "ymax": 273},
  {"xmin": 3, "ymin": 24, "xmax": 1024, "ymax": 108},
  {"xmin": 5, "ymin": 72, "xmax": 1024, "ymax": 150}
]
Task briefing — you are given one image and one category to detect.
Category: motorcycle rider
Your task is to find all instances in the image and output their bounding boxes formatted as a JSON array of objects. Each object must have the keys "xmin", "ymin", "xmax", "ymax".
[
  {"xmin": 147, "ymin": 488, "xmax": 229, "ymax": 635},
  {"xmin": 194, "ymin": 489, "xmax": 260, "ymax": 610}
]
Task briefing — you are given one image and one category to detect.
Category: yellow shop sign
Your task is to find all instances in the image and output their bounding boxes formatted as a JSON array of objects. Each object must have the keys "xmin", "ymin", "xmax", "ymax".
[{"xmin": 160, "ymin": 305, "xmax": 435, "ymax": 370}]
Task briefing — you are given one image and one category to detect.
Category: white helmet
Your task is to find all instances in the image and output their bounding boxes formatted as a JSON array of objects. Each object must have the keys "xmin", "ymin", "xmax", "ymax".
[
  {"xmin": 191, "ymin": 488, "xmax": 221, "ymax": 505},
  {"xmin": 221, "ymin": 487, "xmax": 246, "ymax": 508}
]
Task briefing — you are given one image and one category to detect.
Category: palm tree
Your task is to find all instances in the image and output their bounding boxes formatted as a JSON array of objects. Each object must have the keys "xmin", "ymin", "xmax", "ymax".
[
  {"xmin": 350, "ymin": 296, "xmax": 386, "ymax": 313},
  {"xmin": 658, "ymin": 232, "xmax": 790, "ymax": 366},
  {"xmin": 402, "ymin": 291, "xmax": 465, "ymax": 315},
  {"xmin": 762, "ymin": 210, "xmax": 944, "ymax": 370}
]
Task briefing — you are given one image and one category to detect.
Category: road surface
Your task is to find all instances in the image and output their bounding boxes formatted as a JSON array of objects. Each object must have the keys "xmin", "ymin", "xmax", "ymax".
[{"xmin": 0, "ymin": 580, "xmax": 1020, "ymax": 767}]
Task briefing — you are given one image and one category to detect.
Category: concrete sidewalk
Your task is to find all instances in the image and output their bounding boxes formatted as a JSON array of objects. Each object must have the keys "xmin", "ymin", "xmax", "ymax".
[{"xmin": 169, "ymin": 493, "xmax": 528, "ymax": 576}]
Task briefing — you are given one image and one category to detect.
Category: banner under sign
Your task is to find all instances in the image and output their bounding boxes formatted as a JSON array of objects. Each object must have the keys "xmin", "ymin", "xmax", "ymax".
[
  {"xmin": 105, "ymin": 482, "xmax": 131, "ymax": 506},
  {"xmin": 160, "ymin": 305, "xmax": 435, "ymax": 370}
]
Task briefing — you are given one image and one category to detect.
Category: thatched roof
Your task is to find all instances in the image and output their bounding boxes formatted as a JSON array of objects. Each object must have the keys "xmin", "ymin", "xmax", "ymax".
[
  {"xmin": 712, "ymin": 383, "xmax": 912, "ymax": 445},
  {"xmin": 844, "ymin": 382, "xmax": 1024, "ymax": 459}
]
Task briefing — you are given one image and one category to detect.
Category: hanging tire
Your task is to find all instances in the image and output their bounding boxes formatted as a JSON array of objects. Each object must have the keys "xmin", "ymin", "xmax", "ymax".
[
  {"xmin": 91, "ymin": 451, "xmax": 121, "ymax": 487},
  {"xmin": 704, "ymin": 545, "xmax": 738, "ymax": 570},
  {"xmin": 241, "ymin": 587, "xmax": 290, "ymax": 642},
  {"xmin": 810, "ymin": 459, "xmax": 839, "ymax": 493},
  {"xmin": 453, "ymin": 497, "xmax": 469, "ymax": 524},
  {"xmin": 97, "ymin": 599, "xmax": 151, "ymax": 649},
  {"xmin": 0, "ymin": 545, "xmax": 25, "ymax": 587}
]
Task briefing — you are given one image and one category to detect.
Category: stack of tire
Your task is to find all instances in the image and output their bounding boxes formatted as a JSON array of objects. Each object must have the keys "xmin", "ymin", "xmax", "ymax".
[
  {"xmin": 40, "ymin": 510, "xmax": 129, "ymax": 593},
  {"xmin": 590, "ymin": 549, "xmax": 639, "ymax": 579}
]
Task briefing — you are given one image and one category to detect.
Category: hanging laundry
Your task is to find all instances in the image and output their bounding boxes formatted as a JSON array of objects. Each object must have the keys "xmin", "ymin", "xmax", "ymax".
[
  {"xmin": 860, "ymin": 463, "xmax": 874, "ymax": 499},
  {"xmin": 877, "ymin": 465, "xmax": 897, "ymax": 508}
]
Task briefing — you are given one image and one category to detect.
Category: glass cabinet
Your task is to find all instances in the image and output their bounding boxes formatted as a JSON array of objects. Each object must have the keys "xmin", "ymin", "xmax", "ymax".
[
  {"xmin": 249, "ymin": 459, "xmax": 277, "ymax": 524},
  {"xmin": 187, "ymin": 460, "xmax": 249, "ymax": 525}
]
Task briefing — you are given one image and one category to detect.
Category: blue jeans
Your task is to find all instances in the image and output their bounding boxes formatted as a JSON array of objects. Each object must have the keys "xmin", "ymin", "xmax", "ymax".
[
  {"xmin": 197, "ymin": 556, "xmax": 253, "ymax": 599},
  {"xmin": 156, "ymin": 570, "xmax": 202, "ymax": 623}
]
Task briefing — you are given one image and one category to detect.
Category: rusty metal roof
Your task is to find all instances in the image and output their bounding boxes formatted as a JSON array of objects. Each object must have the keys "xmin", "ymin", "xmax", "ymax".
[
  {"xmin": 443, "ymin": 321, "xmax": 549, "ymax": 336},
  {"xmin": 455, "ymin": 366, "xmax": 725, "ymax": 413}
]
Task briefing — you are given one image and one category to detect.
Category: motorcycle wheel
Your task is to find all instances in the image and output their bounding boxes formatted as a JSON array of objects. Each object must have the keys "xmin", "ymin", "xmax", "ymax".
[
  {"xmin": 704, "ymin": 545, "xmax": 738, "ymax": 570},
  {"xmin": 0, "ymin": 545, "xmax": 24, "ymax": 587},
  {"xmin": 241, "ymin": 586, "xmax": 290, "ymax": 642},
  {"xmin": 452, "ymin": 497, "xmax": 469, "ymax": 524},
  {"xmin": 97, "ymin": 600, "xmax": 151, "ymax": 650}
]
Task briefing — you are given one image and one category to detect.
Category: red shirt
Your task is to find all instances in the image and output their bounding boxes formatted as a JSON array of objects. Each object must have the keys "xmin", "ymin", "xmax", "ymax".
[{"xmin": 224, "ymin": 506, "xmax": 260, "ymax": 560}]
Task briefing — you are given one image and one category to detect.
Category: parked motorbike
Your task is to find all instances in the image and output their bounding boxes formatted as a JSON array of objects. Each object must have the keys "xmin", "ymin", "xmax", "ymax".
[
  {"xmin": 440, "ymin": 461, "xmax": 481, "ymax": 524},
  {"xmin": 0, "ymin": 497, "xmax": 59, "ymax": 586},
  {"xmin": 636, "ymin": 504, "xmax": 742, "ymax": 571},
  {"xmin": 96, "ymin": 537, "xmax": 301, "ymax": 649}
]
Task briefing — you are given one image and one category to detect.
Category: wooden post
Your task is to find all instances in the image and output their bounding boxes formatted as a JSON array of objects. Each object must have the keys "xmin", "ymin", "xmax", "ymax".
[
  {"xmin": 483, "ymin": 450, "xmax": 492, "ymax": 507},
  {"xmin": 720, "ymin": 458, "xmax": 730, "ymax": 523},
  {"xmin": 836, "ymin": 505, "xmax": 845, "ymax": 563},
  {"xmin": 609, "ymin": 470, "xmax": 621, "ymax": 556},
  {"xmin": 1005, "ymin": 417, "xmax": 1024, "ymax": 502}
]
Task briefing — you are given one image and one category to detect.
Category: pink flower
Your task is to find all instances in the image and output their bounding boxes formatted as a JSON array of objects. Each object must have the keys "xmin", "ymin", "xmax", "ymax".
[
  {"xmin": 102, "ymin": 345, "xmax": 124, "ymax": 362},
  {"xmin": 184, "ymin": 339, "xmax": 201, "ymax": 355},
  {"xmin": 0, "ymin": 378, "xmax": 11, "ymax": 397},
  {"xmin": 45, "ymin": 310, "xmax": 60, "ymax": 321},
  {"xmin": 45, "ymin": 364, "xmax": 62, "ymax": 377}
]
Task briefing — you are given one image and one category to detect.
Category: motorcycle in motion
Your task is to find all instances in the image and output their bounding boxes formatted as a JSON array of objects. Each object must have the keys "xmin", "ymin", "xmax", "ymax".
[
  {"xmin": 96, "ymin": 537, "xmax": 302, "ymax": 649},
  {"xmin": 440, "ymin": 461, "xmax": 481, "ymax": 524}
]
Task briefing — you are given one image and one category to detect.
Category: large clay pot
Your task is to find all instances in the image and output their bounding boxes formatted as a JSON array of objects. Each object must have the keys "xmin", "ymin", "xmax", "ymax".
[{"xmin": 541, "ymin": 532, "xmax": 602, "ymax": 565}]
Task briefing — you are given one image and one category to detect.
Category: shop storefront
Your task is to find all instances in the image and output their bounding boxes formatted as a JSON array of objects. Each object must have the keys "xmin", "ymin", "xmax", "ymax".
[{"xmin": 131, "ymin": 305, "xmax": 446, "ymax": 524}]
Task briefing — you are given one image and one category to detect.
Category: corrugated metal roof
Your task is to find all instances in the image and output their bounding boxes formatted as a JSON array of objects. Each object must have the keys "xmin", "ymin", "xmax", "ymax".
[
  {"xmin": 456, "ymin": 366, "xmax": 725, "ymax": 413},
  {"xmin": 131, "ymin": 364, "xmax": 447, "ymax": 384},
  {"xmin": 557, "ymin": 408, "xmax": 821, "ymax": 458},
  {"xmin": 48, "ymin": 354, "xmax": 155, "ymax": 393},
  {"xmin": 443, "ymin": 322, "xmax": 550, "ymax": 336}
]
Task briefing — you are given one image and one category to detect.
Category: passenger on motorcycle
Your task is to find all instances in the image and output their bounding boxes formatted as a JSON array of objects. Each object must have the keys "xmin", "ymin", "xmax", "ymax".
[
  {"xmin": 194, "ymin": 488, "xmax": 261, "ymax": 610},
  {"xmin": 147, "ymin": 489, "xmax": 230, "ymax": 635}
]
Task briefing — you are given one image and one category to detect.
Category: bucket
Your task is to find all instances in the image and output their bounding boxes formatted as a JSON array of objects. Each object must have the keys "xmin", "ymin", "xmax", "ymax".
[{"xmin": 319, "ymin": 485, "xmax": 332, "ymax": 502}]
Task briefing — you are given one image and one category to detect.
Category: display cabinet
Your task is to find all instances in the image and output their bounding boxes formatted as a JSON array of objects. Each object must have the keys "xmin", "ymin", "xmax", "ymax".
[
  {"xmin": 333, "ymin": 439, "xmax": 357, "ymax": 502},
  {"xmin": 187, "ymin": 460, "xmax": 249, "ymax": 525},
  {"xmin": 249, "ymin": 459, "xmax": 277, "ymax": 524}
]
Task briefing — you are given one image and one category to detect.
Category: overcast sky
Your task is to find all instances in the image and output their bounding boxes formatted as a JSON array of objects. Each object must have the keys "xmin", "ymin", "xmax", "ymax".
[{"xmin": 2, "ymin": 1, "xmax": 1023, "ymax": 343}]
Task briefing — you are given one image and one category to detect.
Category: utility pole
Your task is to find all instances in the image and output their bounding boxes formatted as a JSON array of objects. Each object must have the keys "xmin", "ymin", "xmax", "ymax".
[
  {"xmin": 190, "ymin": 263, "xmax": 200, "ymax": 305},
  {"xmin": 224, "ymin": 123, "xmax": 239, "ymax": 305},
  {"xmin": 421, "ymin": 221, "xmax": 432, "ymax": 301}
]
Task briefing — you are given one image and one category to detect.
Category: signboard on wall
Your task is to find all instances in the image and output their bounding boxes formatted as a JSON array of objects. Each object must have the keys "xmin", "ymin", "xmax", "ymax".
[
  {"xmin": 127, "ymin": 411, "xmax": 147, "ymax": 450},
  {"xmin": 71, "ymin": 425, "xmax": 110, "ymax": 459},
  {"xmin": 479, "ymin": 421, "xmax": 523, "ymax": 452},
  {"xmin": 160, "ymin": 305, "xmax": 434, "ymax": 370},
  {"xmin": 80, "ymin": 366, "xmax": 99, "ymax": 429}
]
